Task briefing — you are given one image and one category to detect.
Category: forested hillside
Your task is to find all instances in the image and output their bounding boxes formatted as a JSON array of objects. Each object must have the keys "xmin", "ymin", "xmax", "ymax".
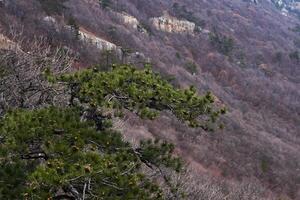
[{"xmin": 0, "ymin": 0, "xmax": 299, "ymax": 199}]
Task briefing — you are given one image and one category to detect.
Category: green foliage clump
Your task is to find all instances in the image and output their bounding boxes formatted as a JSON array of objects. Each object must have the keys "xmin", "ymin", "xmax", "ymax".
[
  {"xmin": 236, "ymin": 50, "xmax": 246, "ymax": 67},
  {"xmin": 108, "ymin": 26, "xmax": 117, "ymax": 38},
  {"xmin": 184, "ymin": 61, "xmax": 198, "ymax": 75},
  {"xmin": 0, "ymin": 107, "xmax": 181, "ymax": 199},
  {"xmin": 260, "ymin": 156, "xmax": 270, "ymax": 173},
  {"xmin": 38, "ymin": 0, "xmax": 68, "ymax": 15},
  {"xmin": 172, "ymin": 3, "xmax": 206, "ymax": 28},
  {"xmin": 100, "ymin": 0, "xmax": 112, "ymax": 9},
  {"xmin": 209, "ymin": 31, "xmax": 234, "ymax": 56},
  {"xmin": 289, "ymin": 51, "xmax": 299, "ymax": 63},
  {"xmin": 293, "ymin": 39, "xmax": 300, "ymax": 48},
  {"xmin": 56, "ymin": 65, "xmax": 224, "ymax": 129},
  {"xmin": 138, "ymin": 22, "xmax": 153, "ymax": 35},
  {"xmin": 0, "ymin": 65, "xmax": 8, "ymax": 78},
  {"xmin": 291, "ymin": 24, "xmax": 300, "ymax": 33},
  {"xmin": 67, "ymin": 16, "xmax": 80, "ymax": 39},
  {"xmin": 139, "ymin": 139, "xmax": 182, "ymax": 172},
  {"xmin": 274, "ymin": 51, "xmax": 283, "ymax": 63},
  {"xmin": 175, "ymin": 52, "xmax": 181, "ymax": 59}
]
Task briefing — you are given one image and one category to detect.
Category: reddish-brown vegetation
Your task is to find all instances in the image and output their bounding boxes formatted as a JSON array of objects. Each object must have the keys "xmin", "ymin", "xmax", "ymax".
[{"xmin": 0, "ymin": 0, "xmax": 299, "ymax": 199}]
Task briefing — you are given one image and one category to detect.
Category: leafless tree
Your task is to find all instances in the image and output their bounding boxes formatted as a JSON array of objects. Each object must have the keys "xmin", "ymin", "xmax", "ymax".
[
  {"xmin": 150, "ymin": 165, "xmax": 280, "ymax": 200},
  {"xmin": 0, "ymin": 30, "xmax": 74, "ymax": 116}
]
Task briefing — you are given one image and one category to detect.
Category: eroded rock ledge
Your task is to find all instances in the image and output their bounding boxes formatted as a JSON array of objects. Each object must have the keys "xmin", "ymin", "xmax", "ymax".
[{"xmin": 151, "ymin": 11, "xmax": 196, "ymax": 34}]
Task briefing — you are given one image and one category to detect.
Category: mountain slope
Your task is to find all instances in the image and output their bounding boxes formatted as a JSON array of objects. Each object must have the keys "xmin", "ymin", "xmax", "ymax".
[{"xmin": 0, "ymin": 0, "xmax": 299, "ymax": 199}]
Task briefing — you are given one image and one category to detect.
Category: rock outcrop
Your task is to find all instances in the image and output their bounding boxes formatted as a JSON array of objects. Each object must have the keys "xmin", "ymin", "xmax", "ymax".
[
  {"xmin": 116, "ymin": 12, "xmax": 139, "ymax": 29},
  {"xmin": 0, "ymin": 34, "xmax": 17, "ymax": 50},
  {"xmin": 78, "ymin": 27, "xmax": 118, "ymax": 51},
  {"xmin": 268, "ymin": 0, "xmax": 300, "ymax": 16},
  {"xmin": 115, "ymin": 12, "xmax": 147, "ymax": 33},
  {"xmin": 151, "ymin": 11, "xmax": 196, "ymax": 34}
]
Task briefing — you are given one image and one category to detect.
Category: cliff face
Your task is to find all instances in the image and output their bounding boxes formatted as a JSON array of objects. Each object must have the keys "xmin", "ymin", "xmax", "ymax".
[
  {"xmin": 0, "ymin": 0, "xmax": 300, "ymax": 199},
  {"xmin": 78, "ymin": 27, "xmax": 118, "ymax": 51},
  {"xmin": 151, "ymin": 11, "xmax": 196, "ymax": 34}
]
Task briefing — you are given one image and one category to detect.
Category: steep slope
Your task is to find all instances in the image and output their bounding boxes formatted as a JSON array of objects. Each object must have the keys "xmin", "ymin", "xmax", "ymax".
[{"xmin": 0, "ymin": 0, "xmax": 299, "ymax": 199}]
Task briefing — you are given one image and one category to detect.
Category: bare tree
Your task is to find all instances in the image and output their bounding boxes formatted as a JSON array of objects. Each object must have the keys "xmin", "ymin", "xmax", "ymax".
[
  {"xmin": 151, "ymin": 165, "xmax": 279, "ymax": 200},
  {"xmin": 0, "ymin": 31, "xmax": 74, "ymax": 116}
]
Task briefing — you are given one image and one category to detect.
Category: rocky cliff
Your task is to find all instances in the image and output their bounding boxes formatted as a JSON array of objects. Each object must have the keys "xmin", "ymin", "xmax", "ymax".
[{"xmin": 151, "ymin": 11, "xmax": 196, "ymax": 34}]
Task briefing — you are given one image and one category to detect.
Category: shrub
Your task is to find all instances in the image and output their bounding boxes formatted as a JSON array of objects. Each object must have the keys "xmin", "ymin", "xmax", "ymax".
[
  {"xmin": 260, "ymin": 157, "xmax": 269, "ymax": 173},
  {"xmin": 209, "ymin": 31, "xmax": 234, "ymax": 56},
  {"xmin": 175, "ymin": 52, "xmax": 181, "ymax": 59},
  {"xmin": 274, "ymin": 51, "xmax": 283, "ymax": 63},
  {"xmin": 293, "ymin": 39, "xmax": 300, "ymax": 48},
  {"xmin": 138, "ymin": 22, "xmax": 153, "ymax": 35},
  {"xmin": 99, "ymin": 0, "xmax": 112, "ymax": 9},
  {"xmin": 289, "ymin": 51, "xmax": 299, "ymax": 62},
  {"xmin": 0, "ymin": 65, "xmax": 7, "ymax": 78},
  {"xmin": 184, "ymin": 61, "xmax": 198, "ymax": 75},
  {"xmin": 236, "ymin": 50, "xmax": 246, "ymax": 67},
  {"xmin": 172, "ymin": 3, "xmax": 206, "ymax": 28},
  {"xmin": 67, "ymin": 16, "xmax": 80, "ymax": 39},
  {"xmin": 38, "ymin": 0, "xmax": 68, "ymax": 15},
  {"xmin": 291, "ymin": 24, "xmax": 300, "ymax": 33}
]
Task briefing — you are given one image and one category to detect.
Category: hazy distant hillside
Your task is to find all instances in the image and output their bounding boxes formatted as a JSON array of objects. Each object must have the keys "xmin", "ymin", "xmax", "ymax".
[
  {"xmin": 269, "ymin": 0, "xmax": 300, "ymax": 16},
  {"xmin": 0, "ymin": 0, "xmax": 299, "ymax": 199}
]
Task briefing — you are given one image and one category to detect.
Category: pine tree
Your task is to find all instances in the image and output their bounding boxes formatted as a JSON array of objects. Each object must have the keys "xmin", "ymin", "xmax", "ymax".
[
  {"xmin": 67, "ymin": 16, "xmax": 80, "ymax": 39},
  {"xmin": 0, "ymin": 64, "xmax": 225, "ymax": 199},
  {"xmin": 38, "ymin": 0, "xmax": 68, "ymax": 15},
  {"xmin": 209, "ymin": 31, "xmax": 234, "ymax": 56},
  {"xmin": 100, "ymin": 0, "xmax": 112, "ymax": 9},
  {"xmin": 0, "ymin": 107, "xmax": 182, "ymax": 199}
]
